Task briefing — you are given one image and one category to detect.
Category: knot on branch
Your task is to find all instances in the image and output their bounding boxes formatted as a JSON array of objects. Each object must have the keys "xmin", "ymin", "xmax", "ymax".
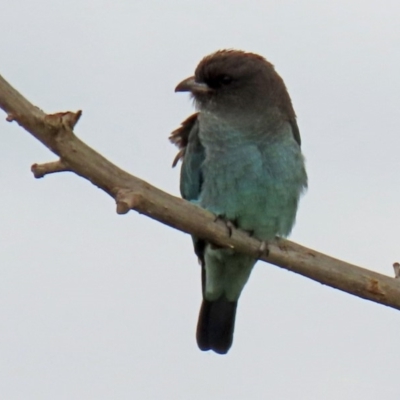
[
  {"xmin": 45, "ymin": 110, "xmax": 82, "ymax": 130},
  {"xmin": 366, "ymin": 279, "xmax": 385, "ymax": 297},
  {"xmin": 115, "ymin": 189, "xmax": 143, "ymax": 214},
  {"xmin": 6, "ymin": 113, "xmax": 15, "ymax": 122}
]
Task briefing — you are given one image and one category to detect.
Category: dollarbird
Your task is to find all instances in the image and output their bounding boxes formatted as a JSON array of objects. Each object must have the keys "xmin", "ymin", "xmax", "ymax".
[{"xmin": 170, "ymin": 50, "xmax": 307, "ymax": 354}]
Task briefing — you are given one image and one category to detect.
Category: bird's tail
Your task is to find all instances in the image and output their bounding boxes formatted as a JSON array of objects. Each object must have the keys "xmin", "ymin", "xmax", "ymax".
[{"xmin": 196, "ymin": 297, "xmax": 238, "ymax": 355}]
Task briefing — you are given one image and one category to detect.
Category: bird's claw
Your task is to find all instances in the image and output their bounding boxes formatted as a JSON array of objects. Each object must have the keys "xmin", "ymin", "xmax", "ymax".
[
  {"xmin": 214, "ymin": 215, "xmax": 237, "ymax": 237},
  {"xmin": 257, "ymin": 241, "xmax": 269, "ymax": 258},
  {"xmin": 225, "ymin": 221, "xmax": 236, "ymax": 237}
]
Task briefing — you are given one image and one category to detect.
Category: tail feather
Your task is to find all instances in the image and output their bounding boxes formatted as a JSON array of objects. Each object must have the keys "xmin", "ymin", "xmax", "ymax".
[{"xmin": 196, "ymin": 297, "xmax": 238, "ymax": 354}]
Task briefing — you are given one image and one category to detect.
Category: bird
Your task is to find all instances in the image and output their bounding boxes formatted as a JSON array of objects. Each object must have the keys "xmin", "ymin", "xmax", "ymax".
[{"xmin": 170, "ymin": 50, "xmax": 307, "ymax": 354}]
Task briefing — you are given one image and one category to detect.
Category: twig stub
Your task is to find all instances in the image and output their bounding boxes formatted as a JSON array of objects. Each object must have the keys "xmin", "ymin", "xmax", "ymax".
[
  {"xmin": 393, "ymin": 262, "xmax": 400, "ymax": 279},
  {"xmin": 31, "ymin": 160, "xmax": 69, "ymax": 179}
]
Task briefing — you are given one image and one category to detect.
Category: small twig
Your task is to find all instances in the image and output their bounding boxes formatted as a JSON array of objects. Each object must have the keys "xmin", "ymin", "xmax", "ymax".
[
  {"xmin": 31, "ymin": 160, "xmax": 70, "ymax": 179},
  {"xmin": 393, "ymin": 262, "xmax": 400, "ymax": 279}
]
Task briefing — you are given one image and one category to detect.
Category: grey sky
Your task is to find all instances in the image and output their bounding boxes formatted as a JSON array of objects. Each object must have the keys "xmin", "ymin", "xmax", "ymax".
[{"xmin": 1, "ymin": 1, "xmax": 400, "ymax": 399}]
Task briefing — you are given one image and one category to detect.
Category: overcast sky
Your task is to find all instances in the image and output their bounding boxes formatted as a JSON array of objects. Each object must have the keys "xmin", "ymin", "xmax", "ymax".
[{"xmin": 1, "ymin": 1, "xmax": 400, "ymax": 399}]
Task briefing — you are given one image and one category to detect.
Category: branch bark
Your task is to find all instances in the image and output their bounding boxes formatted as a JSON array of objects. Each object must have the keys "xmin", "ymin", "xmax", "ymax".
[{"xmin": 1, "ymin": 73, "xmax": 399, "ymax": 310}]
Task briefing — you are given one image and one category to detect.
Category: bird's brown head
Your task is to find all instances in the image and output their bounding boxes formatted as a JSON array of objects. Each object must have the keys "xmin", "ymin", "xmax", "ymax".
[{"xmin": 175, "ymin": 49, "xmax": 295, "ymax": 120}]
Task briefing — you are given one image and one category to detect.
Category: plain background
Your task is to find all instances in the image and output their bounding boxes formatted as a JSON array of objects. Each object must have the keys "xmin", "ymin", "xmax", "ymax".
[{"xmin": 1, "ymin": 1, "xmax": 400, "ymax": 399}]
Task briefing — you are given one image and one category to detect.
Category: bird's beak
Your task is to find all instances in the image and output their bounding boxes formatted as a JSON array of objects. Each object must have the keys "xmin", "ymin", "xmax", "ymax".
[{"xmin": 175, "ymin": 76, "xmax": 213, "ymax": 94}]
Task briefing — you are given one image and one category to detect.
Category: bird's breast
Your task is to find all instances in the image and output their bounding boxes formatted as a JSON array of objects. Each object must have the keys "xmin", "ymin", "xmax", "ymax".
[
  {"xmin": 198, "ymin": 120, "xmax": 306, "ymax": 239},
  {"xmin": 199, "ymin": 138, "xmax": 266, "ymax": 219}
]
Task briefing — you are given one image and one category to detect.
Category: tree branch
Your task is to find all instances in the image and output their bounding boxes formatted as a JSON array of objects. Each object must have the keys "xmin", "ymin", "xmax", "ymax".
[
  {"xmin": 31, "ymin": 160, "xmax": 70, "ymax": 178},
  {"xmin": 1, "ymin": 73, "xmax": 400, "ymax": 311}
]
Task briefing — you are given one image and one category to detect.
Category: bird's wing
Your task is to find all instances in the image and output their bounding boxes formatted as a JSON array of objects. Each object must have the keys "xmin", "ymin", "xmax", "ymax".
[
  {"xmin": 169, "ymin": 113, "xmax": 206, "ymax": 263},
  {"xmin": 169, "ymin": 113, "xmax": 205, "ymax": 201}
]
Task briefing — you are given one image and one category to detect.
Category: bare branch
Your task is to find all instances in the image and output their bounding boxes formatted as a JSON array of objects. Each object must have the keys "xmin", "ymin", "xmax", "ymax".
[{"xmin": 1, "ymin": 72, "xmax": 400, "ymax": 311}]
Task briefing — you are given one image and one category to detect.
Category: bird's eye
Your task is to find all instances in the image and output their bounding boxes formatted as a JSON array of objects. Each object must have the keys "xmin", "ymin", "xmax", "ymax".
[
  {"xmin": 203, "ymin": 74, "xmax": 233, "ymax": 89},
  {"xmin": 220, "ymin": 75, "xmax": 233, "ymax": 85}
]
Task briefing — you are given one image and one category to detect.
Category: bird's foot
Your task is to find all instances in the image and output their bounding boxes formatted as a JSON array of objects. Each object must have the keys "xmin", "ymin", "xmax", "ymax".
[
  {"xmin": 239, "ymin": 229, "xmax": 270, "ymax": 258},
  {"xmin": 257, "ymin": 241, "xmax": 269, "ymax": 258},
  {"xmin": 213, "ymin": 215, "xmax": 238, "ymax": 238}
]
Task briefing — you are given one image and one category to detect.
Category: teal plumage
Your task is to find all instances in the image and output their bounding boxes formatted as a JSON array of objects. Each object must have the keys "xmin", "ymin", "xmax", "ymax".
[{"xmin": 171, "ymin": 50, "xmax": 307, "ymax": 354}]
